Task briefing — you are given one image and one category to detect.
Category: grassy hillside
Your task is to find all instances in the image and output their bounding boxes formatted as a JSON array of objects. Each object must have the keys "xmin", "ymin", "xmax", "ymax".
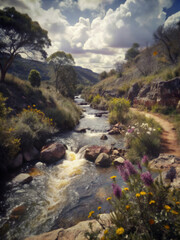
[{"xmin": 5, "ymin": 55, "xmax": 99, "ymax": 85}]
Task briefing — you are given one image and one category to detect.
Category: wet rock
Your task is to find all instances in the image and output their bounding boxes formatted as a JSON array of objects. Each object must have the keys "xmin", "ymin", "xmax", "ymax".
[
  {"xmin": 112, "ymin": 149, "xmax": 120, "ymax": 156},
  {"xmin": 75, "ymin": 128, "xmax": 87, "ymax": 133},
  {"xmin": 23, "ymin": 147, "xmax": 39, "ymax": 162},
  {"xmin": 100, "ymin": 134, "xmax": 108, "ymax": 140},
  {"xmin": 40, "ymin": 142, "xmax": 66, "ymax": 164},
  {"xmin": 25, "ymin": 214, "xmax": 111, "ymax": 240},
  {"xmin": 10, "ymin": 205, "xmax": 26, "ymax": 220},
  {"xmin": 113, "ymin": 157, "xmax": 125, "ymax": 166},
  {"xmin": 9, "ymin": 153, "xmax": 23, "ymax": 169},
  {"xmin": 95, "ymin": 113, "xmax": 102, "ymax": 117},
  {"xmin": 29, "ymin": 168, "xmax": 44, "ymax": 177},
  {"xmin": 95, "ymin": 153, "xmax": 111, "ymax": 167},
  {"xmin": 12, "ymin": 173, "xmax": 33, "ymax": 185},
  {"xmin": 108, "ymin": 123, "xmax": 125, "ymax": 135},
  {"xmin": 84, "ymin": 145, "xmax": 112, "ymax": 162}
]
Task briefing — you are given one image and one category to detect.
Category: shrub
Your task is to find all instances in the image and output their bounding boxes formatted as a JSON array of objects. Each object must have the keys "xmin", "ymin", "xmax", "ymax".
[
  {"xmin": 85, "ymin": 162, "xmax": 180, "ymax": 240},
  {"xmin": 108, "ymin": 98, "xmax": 130, "ymax": 124},
  {"xmin": 0, "ymin": 93, "xmax": 20, "ymax": 169},
  {"xmin": 12, "ymin": 106, "xmax": 55, "ymax": 150},
  {"xmin": 125, "ymin": 118, "xmax": 161, "ymax": 162},
  {"xmin": 28, "ymin": 69, "xmax": 41, "ymax": 87},
  {"xmin": 151, "ymin": 104, "xmax": 175, "ymax": 115}
]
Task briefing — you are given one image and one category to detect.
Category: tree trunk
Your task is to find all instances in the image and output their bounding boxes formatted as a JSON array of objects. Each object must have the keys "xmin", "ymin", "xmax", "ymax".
[{"xmin": 0, "ymin": 69, "xmax": 6, "ymax": 82}]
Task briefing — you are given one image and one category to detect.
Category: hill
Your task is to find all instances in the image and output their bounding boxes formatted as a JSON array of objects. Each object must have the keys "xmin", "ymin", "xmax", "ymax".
[{"xmin": 5, "ymin": 55, "xmax": 99, "ymax": 86}]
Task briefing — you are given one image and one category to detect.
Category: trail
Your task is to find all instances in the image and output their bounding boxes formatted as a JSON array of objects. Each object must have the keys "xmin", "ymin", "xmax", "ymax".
[{"xmin": 130, "ymin": 108, "xmax": 180, "ymax": 157}]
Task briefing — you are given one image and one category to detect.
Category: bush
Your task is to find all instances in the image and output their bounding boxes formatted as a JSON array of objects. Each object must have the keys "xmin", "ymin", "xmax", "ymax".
[
  {"xmin": 91, "ymin": 95, "xmax": 108, "ymax": 110},
  {"xmin": 108, "ymin": 98, "xmax": 130, "ymax": 124},
  {"xmin": 151, "ymin": 104, "xmax": 175, "ymax": 115},
  {"xmin": 12, "ymin": 106, "xmax": 55, "ymax": 150},
  {"xmin": 0, "ymin": 93, "xmax": 20, "ymax": 169},
  {"xmin": 85, "ymin": 161, "xmax": 180, "ymax": 240},
  {"xmin": 125, "ymin": 120, "xmax": 161, "ymax": 162},
  {"xmin": 28, "ymin": 69, "xmax": 41, "ymax": 87}
]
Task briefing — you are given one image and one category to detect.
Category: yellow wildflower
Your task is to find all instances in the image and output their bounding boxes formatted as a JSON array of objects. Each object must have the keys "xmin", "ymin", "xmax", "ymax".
[
  {"xmin": 126, "ymin": 205, "xmax": 130, "ymax": 210},
  {"xmin": 101, "ymin": 236, "xmax": 105, "ymax": 240},
  {"xmin": 110, "ymin": 176, "xmax": 117, "ymax": 180},
  {"xmin": 153, "ymin": 51, "xmax": 158, "ymax": 56},
  {"xmin": 176, "ymin": 202, "xmax": 180, "ymax": 205},
  {"xmin": 124, "ymin": 187, "xmax": 129, "ymax": 191},
  {"xmin": 140, "ymin": 191, "xmax": 146, "ymax": 196},
  {"xmin": 104, "ymin": 229, "xmax": 108, "ymax": 235},
  {"xmin": 88, "ymin": 211, "xmax": 94, "ymax": 218},
  {"xmin": 164, "ymin": 225, "xmax": 170, "ymax": 230},
  {"xmin": 164, "ymin": 205, "xmax": 171, "ymax": 211},
  {"xmin": 148, "ymin": 192, "xmax": 153, "ymax": 196},
  {"xmin": 106, "ymin": 197, "xmax": 112, "ymax": 201},
  {"xmin": 33, "ymin": 104, "xmax": 36, "ymax": 107},
  {"xmin": 28, "ymin": 105, "xmax": 31, "ymax": 108},
  {"xmin": 171, "ymin": 210, "xmax": 179, "ymax": 215},
  {"xmin": 149, "ymin": 219, "xmax": 155, "ymax": 225},
  {"xmin": 98, "ymin": 206, "xmax": 101, "ymax": 211},
  {"xmin": 136, "ymin": 193, "xmax": 140, "ymax": 198},
  {"xmin": 149, "ymin": 200, "xmax": 156, "ymax": 205},
  {"xmin": 116, "ymin": 227, "xmax": 124, "ymax": 235}
]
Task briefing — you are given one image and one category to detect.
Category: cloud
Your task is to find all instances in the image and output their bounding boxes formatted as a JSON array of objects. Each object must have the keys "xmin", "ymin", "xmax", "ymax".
[
  {"xmin": 164, "ymin": 11, "xmax": 180, "ymax": 28},
  {"xmin": 77, "ymin": 0, "xmax": 114, "ymax": 11},
  {"xmin": 59, "ymin": 0, "xmax": 77, "ymax": 9}
]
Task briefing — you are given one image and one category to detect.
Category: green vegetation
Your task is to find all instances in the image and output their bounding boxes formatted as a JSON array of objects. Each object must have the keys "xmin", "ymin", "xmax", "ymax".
[
  {"xmin": 85, "ymin": 162, "xmax": 180, "ymax": 240},
  {"xmin": 125, "ymin": 113, "xmax": 161, "ymax": 163},
  {"xmin": 108, "ymin": 98, "xmax": 130, "ymax": 124},
  {"xmin": 0, "ymin": 7, "xmax": 51, "ymax": 82},
  {"xmin": 28, "ymin": 69, "xmax": 41, "ymax": 87},
  {"xmin": 125, "ymin": 43, "xmax": 140, "ymax": 61}
]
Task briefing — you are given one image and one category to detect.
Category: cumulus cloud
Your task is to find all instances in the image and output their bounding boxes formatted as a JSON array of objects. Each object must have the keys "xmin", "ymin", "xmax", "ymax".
[
  {"xmin": 77, "ymin": 0, "xmax": 114, "ymax": 11},
  {"xmin": 164, "ymin": 11, "xmax": 180, "ymax": 28}
]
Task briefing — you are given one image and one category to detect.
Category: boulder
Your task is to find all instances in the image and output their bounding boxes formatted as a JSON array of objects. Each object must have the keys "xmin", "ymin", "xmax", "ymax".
[
  {"xmin": 95, "ymin": 153, "xmax": 111, "ymax": 167},
  {"xmin": 12, "ymin": 173, "xmax": 33, "ymax": 185},
  {"xmin": 100, "ymin": 134, "xmax": 108, "ymax": 140},
  {"xmin": 23, "ymin": 147, "xmax": 39, "ymax": 162},
  {"xmin": 95, "ymin": 113, "xmax": 102, "ymax": 117},
  {"xmin": 127, "ymin": 82, "xmax": 140, "ymax": 104},
  {"xmin": 75, "ymin": 128, "xmax": 87, "ymax": 133},
  {"xmin": 84, "ymin": 145, "xmax": 112, "ymax": 162},
  {"xmin": 134, "ymin": 78, "xmax": 180, "ymax": 108},
  {"xmin": 113, "ymin": 157, "xmax": 125, "ymax": 166},
  {"xmin": 25, "ymin": 214, "xmax": 111, "ymax": 240},
  {"xmin": 9, "ymin": 153, "xmax": 23, "ymax": 169},
  {"xmin": 40, "ymin": 142, "xmax": 66, "ymax": 164}
]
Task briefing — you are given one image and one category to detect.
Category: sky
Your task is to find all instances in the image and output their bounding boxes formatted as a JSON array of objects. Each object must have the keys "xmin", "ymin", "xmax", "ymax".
[{"xmin": 0, "ymin": 0, "xmax": 180, "ymax": 73}]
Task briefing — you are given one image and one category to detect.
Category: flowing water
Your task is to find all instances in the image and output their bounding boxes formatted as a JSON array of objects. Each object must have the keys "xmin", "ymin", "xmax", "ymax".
[{"xmin": 0, "ymin": 96, "xmax": 125, "ymax": 240}]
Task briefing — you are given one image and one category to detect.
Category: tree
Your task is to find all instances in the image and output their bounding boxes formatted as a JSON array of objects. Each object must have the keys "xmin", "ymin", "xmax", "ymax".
[
  {"xmin": 99, "ymin": 71, "xmax": 108, "ymax": 80},
  {"xmin": 0, "ymin": 7, "xmax": 51, "ymax": 82},
  {"xmin": 47, "ymin": 51, "xmax": 76, "ymax": 97},
  {"xmin": 153, "ymin": 22, "xmax": 180, "ymax": 64},
  {"xmin": 114, "ymin": 61, "xmax": 123, "ymax": 77},
  {"xmin": 28, "ymin": 69, "xmax": 41, "ymax": 87},
  {"xmin": 125, "ymin": 43, "xmax": 140, "ymax": 61}
]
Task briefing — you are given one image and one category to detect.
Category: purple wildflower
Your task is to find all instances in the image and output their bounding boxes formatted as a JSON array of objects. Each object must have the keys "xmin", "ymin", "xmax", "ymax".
[
  {"xmin": 141, "ymin": 171, "xmax": 153, "ymax": 186},
  {"xmin": 118, "ymin": 165, "xmax": 130, "ymax": 182},
  {"xmin": 112, "ymin": 183, "xmax": 122, "ymax": 199},
  {"xmin": 141, "ymin": 155, "xmax": 149, "ymax": 165},
  {"xmin": 124, "ymin": 160, "xmax": 137, "ymax": 175},
  {"xmin": 166, "ymin": 167, "xmax": 176, "ymax": 182},
  {"xmin": 137, "ymin": 162, "xmax": 142, "ymax": 171}
]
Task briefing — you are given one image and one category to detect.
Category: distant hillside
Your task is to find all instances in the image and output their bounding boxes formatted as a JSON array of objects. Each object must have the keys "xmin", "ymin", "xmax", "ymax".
[{"xmin": 6, "ymin": 56, "xmax": 99, "ymax": 85}]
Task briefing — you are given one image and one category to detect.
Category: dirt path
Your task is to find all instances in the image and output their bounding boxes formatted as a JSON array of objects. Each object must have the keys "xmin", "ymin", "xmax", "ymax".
[{"xmin": 130, "ymin": 108, "xmax": 180, "ymax": 157}]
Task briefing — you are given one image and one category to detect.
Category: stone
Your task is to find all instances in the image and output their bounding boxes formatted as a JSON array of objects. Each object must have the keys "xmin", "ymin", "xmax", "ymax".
[
  {"xmin": 134, "ymin": 77, "xmax": 180, "ymax": 108},
  {"xmin": 100, "ymin": 134, "xmax": 108, "ymax": 140},
  {"xmin": 10, "ymin": 205, "xmax": 26, "ymax": 219},
  {"xmin": 75, "ymin": 128, "xmax": 87, "ymax": 133},
  {"xmin": 113, "ymin": 157, "xmax": 125, "ymax": 166},
  {"xmin": 23, "ymin": 147, "xmax": 39, "ymax": 162},
  {"xmin": 112, "ymin": 150, "xmax": 119, "ymax": 156},
  {"xmin": 84, "ymin": 145, "xmax": 112, "ymax": 162},
  {"xmin": 95, "ymin": 153, "xmax": 111, "ymax": 167},
  {"xmin": 12, "ymin": 173, "xmax": 33, "ymax": 185},
  {"xmin": 95, "ymin": 113, "xmax": 102, "ymax": 117},
  {"xmin": 25, "ymin": 214, "xmax": 111, "ymax": 240},
  {"xmin": 9, "ymin": 153, "xmax": 23, "ymax": 169},
  {"xmin": 40, "ymin": 142, "xmax": 66, "ymax": 164},
  {"xmin": 127, "ymin": 82, "xmax": 141, "ymax": 104}
]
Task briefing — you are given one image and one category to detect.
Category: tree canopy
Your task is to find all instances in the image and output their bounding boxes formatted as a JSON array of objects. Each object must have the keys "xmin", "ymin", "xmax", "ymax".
[
  {"xmin": 0, "ymin": 7, "xmax": 51, "ymax": 82},
  {"xmin": 47, "ymin": 51, "xmax": 76, "ymax": 98},
  {"xmin": 28, "ymin": 69, "xmax": 41, "ymax": 87},
  {"xmin": 125, "ymin": 43, "xmax": 140, "ymax": 61}
]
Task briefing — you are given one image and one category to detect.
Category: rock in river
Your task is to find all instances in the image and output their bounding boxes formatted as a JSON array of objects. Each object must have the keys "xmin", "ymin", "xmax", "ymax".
[
  {"xmin": 12, "ymin": 173, "xmax": 33, "ymax": 185},
  {"xmin": 95, "ymin": 153, "xmax": 111, "ymax": 167},
  {"xmin": 40, "ymin": 142, "xmax": 66, "ymax": 164},
  {"xmin": 84, "ymin": 145, "xmax": 112, "ymax": 162}
]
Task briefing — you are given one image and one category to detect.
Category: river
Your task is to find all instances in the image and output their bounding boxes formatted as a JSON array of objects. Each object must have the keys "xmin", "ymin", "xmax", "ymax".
[{"xmin": 0, "ymin": 96, "xmax": 125, "ymax": 240}]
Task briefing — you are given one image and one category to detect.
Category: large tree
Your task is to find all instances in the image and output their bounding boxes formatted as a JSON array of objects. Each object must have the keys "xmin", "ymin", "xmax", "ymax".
[
  {"xmin": 0, "ymin": 7, "xmax": 51, "ymax": 82},
  {"xmin": 47, "ymin": 51, "xmax": 76, "ymax": 97}
]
